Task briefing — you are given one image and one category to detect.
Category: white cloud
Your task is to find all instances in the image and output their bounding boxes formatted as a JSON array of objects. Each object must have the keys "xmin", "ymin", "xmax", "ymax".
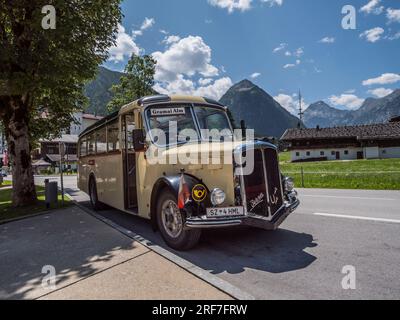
[
  {"xmin": 360, "ymin": 27, "xmax": 385, "ymax": 42},
  {"xmin": 152, "ymin": 35, "xmax": 219, "ymax": 82},
  {"xmin": 154, "ymin": 76, "xmax": 233, "ymax": 100},
  {"xmin": 283, "ymin": 59, "xmax": 300, "ymax": 69},
  {"xmin": 387, "ymin": 8, "xmax": 400, "ymax": 23},
  {"xmin": 133, "ymin": 17, "xmax": 155, "ymax": 37},
  {"xmin": 152, "ymin": 35, "xmax": 231, "ymax": 100},
  {"xmin": 362, "ymin": 73, "xmax": 400, "ymax": 85},
  {"xmin": 274, "ymin": 93, "xmax": 308, "ymax": 116},
  {"xmin": 284, "ymin": 51, "xmax": 292, "ymax": 56},
  {"xmin": 387, "ymin": 31, "xmax": 400, "ymax": 40},
  {"xmin": 207, "ymin": 0, "xmax": 252, "ymax": 13},
  {"xmin": 294, "ymin": 47, "xmax": 304, "ymax": 57},
  {"xmin": 162, "ymin": 35, "xmax": 181, "ymax": 45},
  {"xmin": 367, "ymin": 87, "xmax": 394, "ymax": 98},
  {"xmin": 360, "ymin": 0, "xmax": 384, "ymax": 15},
  {"xmin": 319, "ymin": 37, "xmax": 335, "ymax": 44},
  {"xmin": 261, "ymin": 0, "xmax": 283, "ymax": 7},
  {"xmin": 250, "ymin": 72, "xmax": 261, "ymax": 79},
  {"xmin": 273, "ymin": 43, "xmax": 287, "ymax": 53},
  {"xmin": 283, "ymin": 63, "xmax": 295, "ymax": 69},
  {"xmin": 329, "ymin": 94, "xmax": 365, "ymax": 110},
  {"xmin": 108, "ymin": 24, "xmax": 140, "ymax": 62},
  {"xmin": 194, "ymin": 77, "xmax": 233, "ymax": 99},
  {"xmin": 198, "ymin": 78, "xmax": 213, "ymax": 86}
]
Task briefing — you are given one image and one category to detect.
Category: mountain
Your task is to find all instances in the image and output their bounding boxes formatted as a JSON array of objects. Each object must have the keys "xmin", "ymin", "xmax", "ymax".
[
  {"xmin": 219, "ymin": 79, "xmax": 303, "ymax": 137},
  {"xmin": 303, "ymin": 101, "xmax": 352, "ymax": 128},
  {"xmin": 84, "ymin": 66, "xmax": 124, "ymax": 116},
  {"xmin": 304, "ymin": 89, "xmax": 400, "ymax": 128}
]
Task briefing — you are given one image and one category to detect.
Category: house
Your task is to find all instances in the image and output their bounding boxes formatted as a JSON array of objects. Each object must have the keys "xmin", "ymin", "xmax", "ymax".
[
  {"xmin": 280, "ymin": 120, "xmax": 400, "ymax": 162},
  {"xmin": 32, "ymin": 134, "xmax": 79, "ymax": 172},
  {"xmin": 31, "ymin": 112, "xmax": 103, "ymax": 172},
  {"xmin": 69, "ymin": 112, "xmax": 104, "ymax": 135}
]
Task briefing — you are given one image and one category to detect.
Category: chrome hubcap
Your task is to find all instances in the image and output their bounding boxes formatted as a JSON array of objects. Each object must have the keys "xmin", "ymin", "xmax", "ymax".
[{"xmin": 161, "ymin": 200, "xmax": 183, "ymax": 238}]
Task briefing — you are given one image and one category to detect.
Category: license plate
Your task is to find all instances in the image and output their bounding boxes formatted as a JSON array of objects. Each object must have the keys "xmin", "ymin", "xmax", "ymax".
[{"xmin": 206, "ymin": 207, "xmax": 245, "ymax": 218}]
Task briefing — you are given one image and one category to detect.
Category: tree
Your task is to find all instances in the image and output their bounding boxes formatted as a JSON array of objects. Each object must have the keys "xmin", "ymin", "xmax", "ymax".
[
  {"xmin": 108, "ymin": 54, "xmax": 156, "ymax": 112},
  {"xmin": 0, "ymin": 0, "xmax": 122, "ymax": 206}
]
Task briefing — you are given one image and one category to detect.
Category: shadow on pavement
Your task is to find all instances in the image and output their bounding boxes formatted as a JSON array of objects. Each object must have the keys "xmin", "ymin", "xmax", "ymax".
[
  {"xmin": 92, "ymin": 205, "xmax": 317, "ymax": 276},
  {"xmin": 0, "ymin": 207, "xmax": 141, "ymax": 300}
]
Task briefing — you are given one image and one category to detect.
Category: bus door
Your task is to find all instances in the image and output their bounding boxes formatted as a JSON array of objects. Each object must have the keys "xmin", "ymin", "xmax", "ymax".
[{"xmin": 122, "ymin": 114, "xmax": 138, "ymax": 210}]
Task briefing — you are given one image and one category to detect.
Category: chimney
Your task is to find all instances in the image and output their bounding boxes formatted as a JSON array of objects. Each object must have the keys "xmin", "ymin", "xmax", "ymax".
[{"xmin": 316, "ymin": 125, "xmax": 320, "ymax": 131}]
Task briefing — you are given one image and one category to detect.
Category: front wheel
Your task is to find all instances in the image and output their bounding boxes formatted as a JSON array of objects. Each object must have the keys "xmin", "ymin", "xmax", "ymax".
[{"xmin": 156, "ymin": 190, "xmax": 201, "ymax": 251}]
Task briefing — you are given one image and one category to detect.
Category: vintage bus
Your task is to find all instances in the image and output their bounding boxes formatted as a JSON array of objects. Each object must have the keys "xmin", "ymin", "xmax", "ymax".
[{"xmin": 78, "ymin": 95, "xmax": 299, "ymax": 250}]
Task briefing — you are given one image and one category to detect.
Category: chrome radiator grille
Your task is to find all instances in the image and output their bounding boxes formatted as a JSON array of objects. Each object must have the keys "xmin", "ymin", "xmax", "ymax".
[{"xmin": 242, "ymin": 148, "xmax": 283, "ymax": 218}]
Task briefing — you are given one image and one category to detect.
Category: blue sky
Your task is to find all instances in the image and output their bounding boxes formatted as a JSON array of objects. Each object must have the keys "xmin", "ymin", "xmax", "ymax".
[{"xmin": 104, "ymin": 0, "xmax": 400, "ymax": 115}]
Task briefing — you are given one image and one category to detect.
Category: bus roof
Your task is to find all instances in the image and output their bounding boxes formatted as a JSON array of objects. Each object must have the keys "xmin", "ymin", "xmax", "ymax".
[
  {"xmin": 119, "ymin": 95, "xmax": 225, "ymax": 115},
  {"xmin": 79, "ymin": 95, "xmax": 226, "ymax": 138}
]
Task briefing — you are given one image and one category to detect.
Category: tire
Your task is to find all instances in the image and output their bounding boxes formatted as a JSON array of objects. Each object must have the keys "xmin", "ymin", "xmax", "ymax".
[
  {"xmin": 89, "ymin": 177, "xmax": 103, "ymax": 211},
  {"xmin": 156, "ymin": 189, "xmax": 201, "ymax": 251}
]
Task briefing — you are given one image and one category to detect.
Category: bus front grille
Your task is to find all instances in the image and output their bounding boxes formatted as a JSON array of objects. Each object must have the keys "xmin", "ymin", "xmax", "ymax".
[{"xmin": 242, "ymin": 148, "xmax": 284, "ymax": 218}]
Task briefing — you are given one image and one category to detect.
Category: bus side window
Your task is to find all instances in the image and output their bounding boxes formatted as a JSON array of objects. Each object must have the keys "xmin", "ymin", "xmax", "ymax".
[
  {"xmin": 107, "ymin": 120, "xmax": 120, "ymax": 152},
  {"xmin": 124, "ymin": 114, "xmax": 135, "ymax": 151},
  {"xmin": 88, "ymin": 134, "xmax": 96, "ymax": 155},
  {"xmin": 96, "ymin": 126, "xmax": 107, "ymax": 154},
  {"xmin": 80, "ymin": 138, "xmax": 87, "ymax": 157}
]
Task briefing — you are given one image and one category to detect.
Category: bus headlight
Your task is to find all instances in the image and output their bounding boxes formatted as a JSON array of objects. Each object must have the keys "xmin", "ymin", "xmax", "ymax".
[
  {"xmin": 211, "ymin": 188, "xmax": 226, "ymax": 206},
  {"xmin": 283, "ymin": 177, "xmax": 295, "ymax": 192}
]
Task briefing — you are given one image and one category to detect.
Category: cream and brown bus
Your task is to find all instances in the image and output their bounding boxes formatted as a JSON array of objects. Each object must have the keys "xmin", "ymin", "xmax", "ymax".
[{"xmin": 78, "ymin": 95, "xmax": 299, "ymax": 250}]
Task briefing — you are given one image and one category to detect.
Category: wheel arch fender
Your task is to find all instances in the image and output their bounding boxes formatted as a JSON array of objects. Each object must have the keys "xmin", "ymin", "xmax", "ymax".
[{"xmin": 150, "ymin": 174, "xmax": 208, "ymax": 231}]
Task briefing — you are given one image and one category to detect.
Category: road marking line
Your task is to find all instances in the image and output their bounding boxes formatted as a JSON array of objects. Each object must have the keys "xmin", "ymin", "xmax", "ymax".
[
  {"xmin": 302, "ymin": 195, "xmax": 396, "ymax": 201},
  {"xmin": 313, "ymin": 212, "xmax": 400, "ymax": 224}
]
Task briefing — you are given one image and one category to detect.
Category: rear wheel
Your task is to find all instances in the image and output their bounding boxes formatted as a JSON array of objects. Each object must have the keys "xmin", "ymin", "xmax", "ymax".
[
  {"xmin": 156, "ymin": 189, "xmax": 201, "ymax": 251},
  {"xmin": 89, "ymin": 177, "xmax": 102, "ymax": 211}
]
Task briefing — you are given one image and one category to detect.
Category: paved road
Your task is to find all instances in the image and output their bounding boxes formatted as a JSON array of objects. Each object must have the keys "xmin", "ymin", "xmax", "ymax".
[{"xmin": 34, "ymin": 175, "xmax": 400, "ymax": 299}]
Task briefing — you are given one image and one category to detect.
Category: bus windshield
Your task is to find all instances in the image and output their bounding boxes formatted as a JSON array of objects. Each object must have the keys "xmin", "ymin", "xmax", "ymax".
[
  {"xmin": 146, "ymin": 105, "xmax": 198, "ymax": 145},
  {"xmin": 145, "ymin": 104, "xmax": 233, "ymax": 146}
]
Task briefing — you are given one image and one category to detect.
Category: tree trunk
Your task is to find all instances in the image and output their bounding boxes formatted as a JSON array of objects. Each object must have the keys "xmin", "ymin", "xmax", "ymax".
[{"xmin": 4, "ymin": 96, "xmax": 37, "ymax": 207}]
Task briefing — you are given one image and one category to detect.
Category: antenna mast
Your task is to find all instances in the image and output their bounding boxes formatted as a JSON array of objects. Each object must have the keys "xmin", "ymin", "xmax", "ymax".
[{"xmin": 298, "ymin": 89, "xmax": 304, "ymax": 123}]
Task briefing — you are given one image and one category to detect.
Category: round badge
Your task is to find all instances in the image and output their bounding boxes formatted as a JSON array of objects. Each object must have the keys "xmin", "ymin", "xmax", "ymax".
[{"xmin": 192, "ymin": 184, "xmax": 207, "ymax": 202}]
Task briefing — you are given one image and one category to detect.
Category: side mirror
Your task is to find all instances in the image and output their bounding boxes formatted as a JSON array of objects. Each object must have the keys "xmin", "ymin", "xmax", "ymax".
[{"xmin": 132, "ymin": 129, "xmax": 146, "ymax": 152}]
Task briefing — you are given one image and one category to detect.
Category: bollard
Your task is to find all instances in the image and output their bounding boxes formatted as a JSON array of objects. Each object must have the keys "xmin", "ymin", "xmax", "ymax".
[{"xmin": 45, "ymin": 180, "xmax": 58, "ymax": 209}]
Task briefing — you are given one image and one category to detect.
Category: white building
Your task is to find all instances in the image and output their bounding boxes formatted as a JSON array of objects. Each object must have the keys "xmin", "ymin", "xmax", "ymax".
[
  {"xmin": 281, "ymin": 120, "xmax": 400, "ymax": 162},
  {"xmin": 69, "ymin": 112, "xmax": 103, "ymax": 135}
]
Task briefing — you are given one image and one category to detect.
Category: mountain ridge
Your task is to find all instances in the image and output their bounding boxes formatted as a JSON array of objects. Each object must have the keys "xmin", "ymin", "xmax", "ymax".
[{"xmin": 304, "ymin": 89, "xmax": 400, "ymax": 128}]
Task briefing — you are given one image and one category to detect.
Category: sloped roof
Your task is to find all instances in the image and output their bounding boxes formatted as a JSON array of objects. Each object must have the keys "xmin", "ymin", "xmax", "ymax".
[
  {"xmin": 32, "ymin": 159, "xmax": 51, "ymax": 167},
  {"xmin": 41, "ymin": 134, "xmax": 79, "ymax": 143},
  {"xmin": 281, "ymin": 122, "xmax": 400, "ymax": 141},
  {"xmin": 46, "ymin": 154, "xmax": 78, "ymax": 162}
]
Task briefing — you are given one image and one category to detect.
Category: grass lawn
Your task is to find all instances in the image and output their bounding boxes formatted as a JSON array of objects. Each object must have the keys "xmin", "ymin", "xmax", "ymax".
[
  {"xmin": 0, "ymin": 185, "xmax": 72, "ymax": 223},
  {"xmin": 0, "ymin": 180, "xmax": 12, "ymax": 188},
  {"xmin": 279, "ymin": 152, "xmax": 400, "ymax": 190}
]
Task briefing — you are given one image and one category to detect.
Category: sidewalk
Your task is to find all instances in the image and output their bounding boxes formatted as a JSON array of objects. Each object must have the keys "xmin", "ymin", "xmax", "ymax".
[{"xmin": 0, "ymin": 206, "xmax": 230, "ymax": 300}]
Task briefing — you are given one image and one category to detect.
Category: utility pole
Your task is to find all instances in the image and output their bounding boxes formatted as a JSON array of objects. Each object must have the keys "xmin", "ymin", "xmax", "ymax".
[
  {"xmin": 59, "ymin": 142, "xmax": 65, "ymax": 206},
  {"xmin": 298, "ymin": 89, "xmax": 304, "ymax": 123},
  {"xmin": 299, "ymin": 89, "xmax": 304, "ymax": 128}
]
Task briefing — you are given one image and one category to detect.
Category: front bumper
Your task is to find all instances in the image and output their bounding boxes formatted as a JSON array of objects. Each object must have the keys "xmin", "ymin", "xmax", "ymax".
[{"xmin": 185, "ymin": 192, "xmax": 300, "ymax": 231}]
